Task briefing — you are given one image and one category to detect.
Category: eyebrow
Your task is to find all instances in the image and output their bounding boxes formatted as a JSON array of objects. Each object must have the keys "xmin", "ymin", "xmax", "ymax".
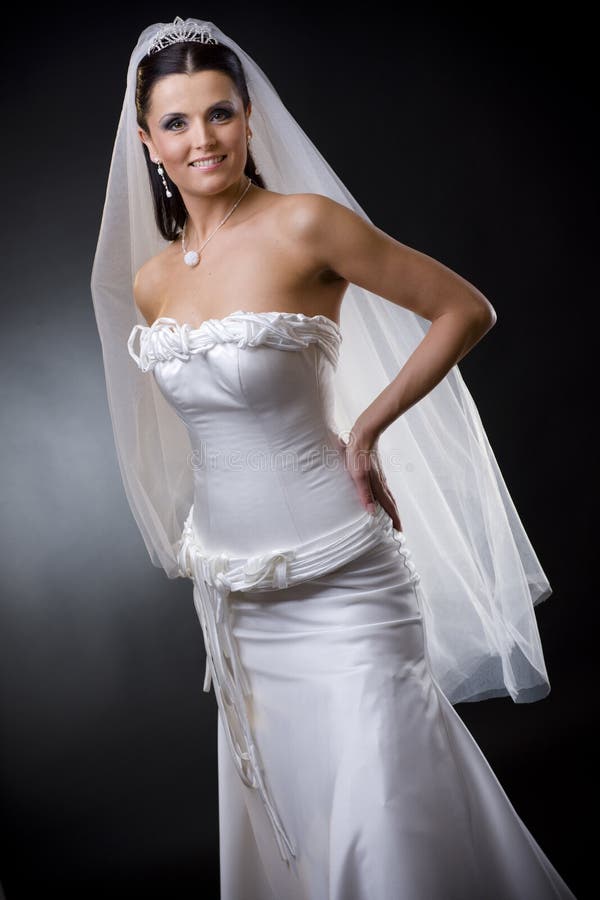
[{"xmin": 159, "ymin": 99, "xmax": 234, "ymax": 124}]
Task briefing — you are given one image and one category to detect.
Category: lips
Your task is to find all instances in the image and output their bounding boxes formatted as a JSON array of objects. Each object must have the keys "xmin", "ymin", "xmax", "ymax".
[{"xmin": 189, "ymin": 155, "xmax": 227, "ymax": 167}]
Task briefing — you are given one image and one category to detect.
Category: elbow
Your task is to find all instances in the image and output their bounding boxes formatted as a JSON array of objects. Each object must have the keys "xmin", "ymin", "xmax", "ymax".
[
  {"xmin": 482, "ymin": 305, "xmax": 498, "ymax": 332},
  {"xmin": 471, "ymin": 295, "xmax": 497, "ymax": 334}
]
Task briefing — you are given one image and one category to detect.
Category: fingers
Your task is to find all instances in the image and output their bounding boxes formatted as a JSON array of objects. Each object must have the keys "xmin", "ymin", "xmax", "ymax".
[
  {"xmin": 356, "ymin": 473, "xmax": 377, "ymax": 515},
  {"xmin": 336, "ymin": 432, "xmax": 402, "ymax": 530},
  {"xmin": 370, "ymin": 473, "xmax": 403, "ymax": 532}
]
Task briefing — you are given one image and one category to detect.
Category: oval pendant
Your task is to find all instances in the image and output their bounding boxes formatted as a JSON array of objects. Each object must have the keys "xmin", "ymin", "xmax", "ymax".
[{"xmin": 184, "ymin": 250, "xmax": 200, "ymax": 267}]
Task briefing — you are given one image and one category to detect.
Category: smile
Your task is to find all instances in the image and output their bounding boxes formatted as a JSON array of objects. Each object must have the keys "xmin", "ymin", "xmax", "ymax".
[{"xmin": 190, "ymin": 155, "xmax": 226, "ymax": 168}]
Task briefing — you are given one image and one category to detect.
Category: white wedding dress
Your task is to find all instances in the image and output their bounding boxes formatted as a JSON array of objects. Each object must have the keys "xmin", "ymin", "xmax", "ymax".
[{"xmin": 128, "ymin": 310, "xmax": 576, "ymax": 900}]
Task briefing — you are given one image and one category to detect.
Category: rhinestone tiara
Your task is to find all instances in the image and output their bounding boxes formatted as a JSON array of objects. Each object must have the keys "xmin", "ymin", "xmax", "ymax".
[{"xmin": 147, "ymin": 16, "xmax": 219, "ymax": 56}]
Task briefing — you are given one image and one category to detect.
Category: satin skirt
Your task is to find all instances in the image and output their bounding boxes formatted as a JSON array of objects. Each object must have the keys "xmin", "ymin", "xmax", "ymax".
[{"xmin": 214, "ymin": 538, "xmax": 575, "ymax": 900}]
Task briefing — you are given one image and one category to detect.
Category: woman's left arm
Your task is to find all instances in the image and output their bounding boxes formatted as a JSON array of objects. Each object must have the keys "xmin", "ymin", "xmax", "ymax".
[
  {"xmin": 294, "ymin": 193, "xmax": 497, "ymax": 445},
  {"xmin": 287, "ymin": 194, "xmax": 498, "ymax": 526}
]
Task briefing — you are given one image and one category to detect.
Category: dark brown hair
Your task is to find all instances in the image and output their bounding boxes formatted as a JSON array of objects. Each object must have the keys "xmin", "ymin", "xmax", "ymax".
[{"xmin": 136, "ymin": 41, "xmax": 266, "ymax": 241}]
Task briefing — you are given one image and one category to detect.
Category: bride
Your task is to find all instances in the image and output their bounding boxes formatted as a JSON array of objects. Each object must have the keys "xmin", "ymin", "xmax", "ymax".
[
  {"xmin": 91, "ymin": 16, "xmax": 577, "ymax": 899},
  {"xmin": 133, "ymin": 77, "xmax": 493, "ymax": 533}
]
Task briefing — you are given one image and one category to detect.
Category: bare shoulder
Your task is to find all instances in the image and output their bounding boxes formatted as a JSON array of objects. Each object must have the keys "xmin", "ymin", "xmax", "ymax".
[
  {"xmin": 275, "ymin": 191, "xmax": 348, "ymax": 234},
  {"xmin": 133, "ymin": 248, "xmax": 170, "ymax": 325},
  {"xmin": 272, "ymin": 191, "xmax": 376, "ymax": 276},
  {"xmin": 270, "ymin": 191, "xmax": 364, "ymax": 268}
]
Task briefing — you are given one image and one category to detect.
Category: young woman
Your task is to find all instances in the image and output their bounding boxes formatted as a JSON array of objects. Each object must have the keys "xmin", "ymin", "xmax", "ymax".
[{"xmin": 91, "ymin": 16, "xmax": 576, "ymax": 899}]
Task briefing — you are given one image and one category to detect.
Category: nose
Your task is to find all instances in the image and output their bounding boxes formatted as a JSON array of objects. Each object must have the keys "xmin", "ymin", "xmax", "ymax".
[{"xmin": 189, "ymin": 117, "xmax": 217, "ymax": 149}]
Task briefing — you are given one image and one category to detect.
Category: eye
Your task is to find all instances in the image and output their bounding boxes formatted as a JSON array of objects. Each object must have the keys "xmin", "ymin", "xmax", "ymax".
[
  {"xmin": 165, "ymin": 108, "xmax": 232, "ymax": 131},
  {"xmin": 211, "ymin": 107, "xmax": 232, "ymax": 121}
]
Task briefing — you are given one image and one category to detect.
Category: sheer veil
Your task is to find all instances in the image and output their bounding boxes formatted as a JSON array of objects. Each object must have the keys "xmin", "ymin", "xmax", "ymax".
[{"xmin": 90, "ymin": 16, "xmax": 553, "ymax": 705}]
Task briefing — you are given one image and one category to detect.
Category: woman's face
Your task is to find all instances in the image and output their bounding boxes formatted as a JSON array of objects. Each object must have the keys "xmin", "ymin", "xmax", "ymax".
[{"xmin": 139, "ymin": 69, "xmax": 251, "ymax": 196}]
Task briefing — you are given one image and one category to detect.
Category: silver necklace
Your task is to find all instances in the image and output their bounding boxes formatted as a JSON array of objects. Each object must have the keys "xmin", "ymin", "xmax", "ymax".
[{"xmin": 180, "ymin": 176, "xmax": 252, "ymax": 267}]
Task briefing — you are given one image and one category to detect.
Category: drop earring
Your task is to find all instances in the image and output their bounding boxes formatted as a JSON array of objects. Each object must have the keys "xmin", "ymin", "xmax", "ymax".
[
  {"xmin": 155, "ymin": 159, "xmax": 172, "ymax": 198},
  {"xmin": 247, "ymin": 135, "xmax": 261, "ymax": 175}
]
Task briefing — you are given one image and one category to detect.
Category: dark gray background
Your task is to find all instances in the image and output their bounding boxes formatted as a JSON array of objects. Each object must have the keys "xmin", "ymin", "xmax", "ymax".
[{"xmin": 0, "ymin": 4, "xmax": 594, "ymax": 898}]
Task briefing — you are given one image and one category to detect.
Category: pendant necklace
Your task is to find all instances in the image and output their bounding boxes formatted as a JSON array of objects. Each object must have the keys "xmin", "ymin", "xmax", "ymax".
[{"xmin": 180, "ymin": 176, "xmax": 252, "ymax": 267}]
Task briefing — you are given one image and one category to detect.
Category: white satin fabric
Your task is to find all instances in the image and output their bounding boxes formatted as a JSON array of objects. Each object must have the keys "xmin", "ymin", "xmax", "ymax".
[{"xmin": 128, "ymin": 311, "xmax": 576, "ymax": 899}]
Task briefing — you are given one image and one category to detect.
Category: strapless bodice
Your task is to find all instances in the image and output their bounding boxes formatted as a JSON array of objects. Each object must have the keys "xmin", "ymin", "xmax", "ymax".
[{"xmin": 127, "ymin": 310, "xmax": 370, "ymax": 557}]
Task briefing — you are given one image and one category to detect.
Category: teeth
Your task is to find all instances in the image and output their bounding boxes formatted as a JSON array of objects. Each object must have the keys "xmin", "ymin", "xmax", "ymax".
[{"xmin": 191, "ymin": 156, "xmax": 225, "ymax": 167}]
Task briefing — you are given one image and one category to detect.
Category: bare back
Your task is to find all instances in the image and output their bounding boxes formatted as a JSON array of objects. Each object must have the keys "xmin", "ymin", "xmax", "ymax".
[{"xmin": 136, "ymin": 187, "xmax": 348, "ymax": 329}]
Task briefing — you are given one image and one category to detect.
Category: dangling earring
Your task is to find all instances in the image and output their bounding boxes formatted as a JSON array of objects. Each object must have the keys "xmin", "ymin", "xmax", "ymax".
[
  {"xmin": 247, "ymin": 135, "xmax": 261, "ymax": 175},
  {"xmin": 155, "ymin": 160, "xmax": 172, "ymax": 198}
]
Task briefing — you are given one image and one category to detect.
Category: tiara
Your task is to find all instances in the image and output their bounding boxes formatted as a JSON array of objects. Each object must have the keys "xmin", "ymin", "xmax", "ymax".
[{"xmin": 147, "ymin": 16, "xmax": 219, "ymax": 55}]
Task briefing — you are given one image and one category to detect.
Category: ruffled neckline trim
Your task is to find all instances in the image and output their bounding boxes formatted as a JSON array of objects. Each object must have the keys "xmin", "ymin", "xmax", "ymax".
[{"xmin": 127, "ymin": 309, "xmax": 343, "ymax": 373}]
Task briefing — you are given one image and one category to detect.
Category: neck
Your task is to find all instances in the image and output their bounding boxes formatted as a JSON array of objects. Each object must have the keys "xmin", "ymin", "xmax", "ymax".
[{"xmin": 181, "ymin": 175, "xmax": 250, "ymax": 246}]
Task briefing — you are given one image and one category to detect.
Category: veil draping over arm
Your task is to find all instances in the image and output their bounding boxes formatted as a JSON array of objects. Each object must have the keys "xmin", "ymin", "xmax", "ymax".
[{"xmin": 90, "ymin": 17, "xmax": 552, "ymax": 706}]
